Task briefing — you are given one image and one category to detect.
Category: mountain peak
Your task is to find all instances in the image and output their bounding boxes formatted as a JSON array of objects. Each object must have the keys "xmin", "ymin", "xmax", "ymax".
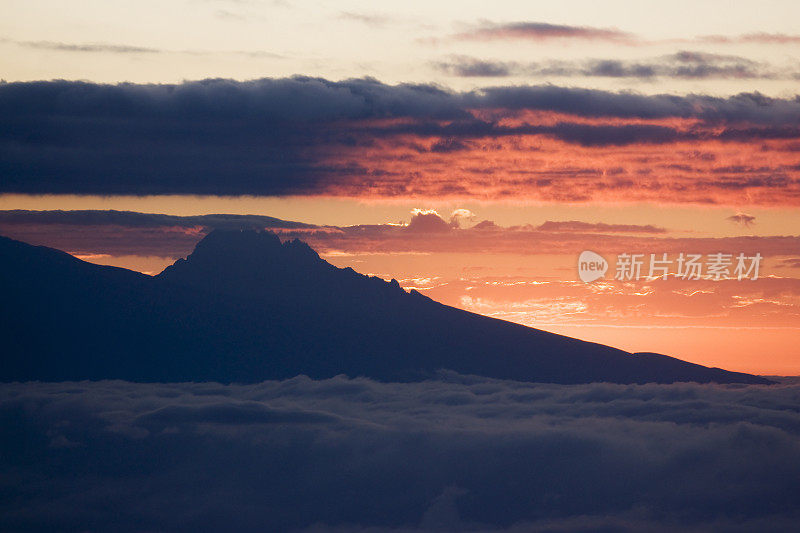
[
  {"xmin": 156, "ymin": 229, "xmax": 339, "ymax": 298},
  {"xmin": 189, "ymin": 229, "xmax": 324, "ymax": 265},
  {"xmin": 194, "ymin": 229, "xmax": 283, "ymax": 256}
]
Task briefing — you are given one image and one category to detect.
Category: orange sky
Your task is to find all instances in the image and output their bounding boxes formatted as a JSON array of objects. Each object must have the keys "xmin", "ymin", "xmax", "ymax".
[{"xmin": 1, "ymin": 201, "xmax": 797, "ymax": 375}]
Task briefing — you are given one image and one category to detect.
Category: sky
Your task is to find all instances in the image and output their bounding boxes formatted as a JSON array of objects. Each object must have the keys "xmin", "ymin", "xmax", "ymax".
[{"xmin": 1, "ymin": 0, "xmax": 799, "ymax": 374}]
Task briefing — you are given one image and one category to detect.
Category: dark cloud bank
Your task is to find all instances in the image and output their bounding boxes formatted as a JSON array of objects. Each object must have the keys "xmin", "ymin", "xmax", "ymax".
[
  {"xmin": 2, "ymin": 376, "xmax": 799, "ymax": 532},
  {"xmin": 2, "ymin": 77, "xmax": 800, "ymax": 196}
]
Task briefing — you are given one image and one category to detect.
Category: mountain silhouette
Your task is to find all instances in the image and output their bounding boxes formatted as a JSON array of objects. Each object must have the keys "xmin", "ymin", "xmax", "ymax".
[{"xmin": 0, "ymin": 231, "xmax": 771, "ymax": 384}]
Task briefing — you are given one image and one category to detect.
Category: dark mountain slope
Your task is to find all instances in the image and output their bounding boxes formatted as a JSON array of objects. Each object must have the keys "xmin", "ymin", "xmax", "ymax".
[{"xmin": 0, "ymin": 232, "xmax": 771, "ymax": 384}]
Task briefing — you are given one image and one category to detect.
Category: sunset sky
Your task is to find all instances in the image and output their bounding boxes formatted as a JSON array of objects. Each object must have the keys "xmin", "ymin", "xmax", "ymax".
[{"xmin": 1, "ymin": 0, "xmax": 799, "ymax": 374}]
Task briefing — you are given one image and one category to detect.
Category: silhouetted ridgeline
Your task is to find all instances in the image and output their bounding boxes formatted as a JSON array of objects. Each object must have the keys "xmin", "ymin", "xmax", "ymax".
[{"xmin": 0, "ymin": 231, "xmax": 772, "ymax": 384}]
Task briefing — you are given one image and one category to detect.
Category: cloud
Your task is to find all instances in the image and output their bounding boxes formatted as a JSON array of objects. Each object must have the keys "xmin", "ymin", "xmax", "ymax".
[
  {"xmin": 0, "ymin": 210, "xmax": 315, "ymax": 229},
  {"xmin": 473, "ymin": 220, "xmax": 498, "ymax": 230},
  {"xmin": 428, "ymin": 137, "xmax": 471, "ymax": 152},
  {"xmin": 2, "ymin": 209, "xmax": 799, "ymax": 261},
  {"xmin": 13, "ymin": 40, "xmax": 161, "ymax": 53},
  {"xmin": 536, "ymin": 221, "xmax": 667, "ymax": 234},
  {"xmin": 1, "ymin": 377, "xmax": 800, "ymax": 531},
  {"xmin": 580, "ymin": 50, "xmax": 778, "ymax": 79},
  {"xmin": 338, "ymin": 11, "xmax": 392, "ymax": 27},
  {"xmin": 667, "ymin": 50, "xmax": 769, "ymax": 78},
  {"xmin": 453, "ymin": 21, "xmax": 636, "ymax": 43},
  {"xmin": 431, "ymin": 275, "xmax": 800, "ymax": 330},
  {"xmin": 2, "ymin": 77, "xmax": 800, "ymax": 200},
  {"xmin": 1, "ymin": 37, "xmax": 283, "ymax": 58},
  {"xmin": 0, "ymin": 210, "xmax": 318, "ymax": 257},
  {"xmin": 406, "ymin": 209, "xmax": 453, "ymax": 233},
  {"xmin": 727, "ymin": 212, "xmax": 756, "ymax": 227},
  {"xmin": 138, "ymin": 401, "xmax": 339, "ymax": 428},
  {"xmin": 699, "ymin": 32, "xmax": 800, "ymax": 45},
  {"xmin": 468, "ymin": 85, "xmax": 800, "ymax": 124},
  {"xmin": 445, "ymin": 25, "xmax": 800, "ymax": 47},
  {"xmin": 778, "ymin": 257, "xmax": 800, "ymax": 269},
  {"xmin": 214, "ymin": 9, "xmax": 248, "ymax": 21},
  {"xmin": 449, "ymin": 209, "xmax": 476, "ymax": 228},
  {"xmin": 435, "ymin": 52, "xmax": 788, "ymax": 80},
  {"xmin": 435, "ymin": 57, "xmax": 515, "ymax": 77}
]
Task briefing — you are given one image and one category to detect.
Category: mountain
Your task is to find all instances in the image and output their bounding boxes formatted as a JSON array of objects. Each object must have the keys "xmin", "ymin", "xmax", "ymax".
[{"xmin": 0, "ymin": 231, "xmax": 771, "ymax": 384}]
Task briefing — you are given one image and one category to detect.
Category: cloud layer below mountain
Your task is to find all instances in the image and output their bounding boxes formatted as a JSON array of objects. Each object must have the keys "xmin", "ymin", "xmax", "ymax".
[{"xmin": 2, "ymin": 376, "xmax": 799, "ymax": 532}]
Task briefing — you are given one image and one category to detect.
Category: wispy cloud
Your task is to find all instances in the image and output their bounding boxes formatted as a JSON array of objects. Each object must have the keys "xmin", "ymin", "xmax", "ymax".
[
  {"xmin": 13, "ymin": 40, "xmax": 161, "ymax": 54},
  {"xmin": 2, "ymin": 37, "xmax": 282, "ymax": 58},
  {"xmin": 436, "ymin": 52, "xmax": 792, "ymax": 80},
  {"xmin": 338, "ymin": 11, "xmax": 392, "ymax": 27},
  {"xmin": 453, "ymin": 21, "xmax": 636, "ymax": 43},
  {"xmin": 435, "ymin": 57, "xmax": 515, "ymax": 77},
  {"xmin": 698, "ymin": 32, "xmax": 800, "ymax": 45},
  {"xmin": 778, "ymin": 257, "xmax": 800, "ymax": 268},
  {"xmin": 727, "ymin": 212, "xmax": 757, "ymax": 227},
  {"xmin": 214, "ymin": 9, "xmax": 249, "ymax": 21},
  {"xmin": 536, "ymin": 221, "xmax": 667, "ymax": 234},
  {"xmin": 439, "ymin": 22, "xmax": 800, "ymax": 48}
]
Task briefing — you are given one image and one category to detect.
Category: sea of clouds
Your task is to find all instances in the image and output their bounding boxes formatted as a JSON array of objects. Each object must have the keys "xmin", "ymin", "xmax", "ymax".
[{"xmin": 2, "ymin": 374, "xmax": 799, "ymax": 532}]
